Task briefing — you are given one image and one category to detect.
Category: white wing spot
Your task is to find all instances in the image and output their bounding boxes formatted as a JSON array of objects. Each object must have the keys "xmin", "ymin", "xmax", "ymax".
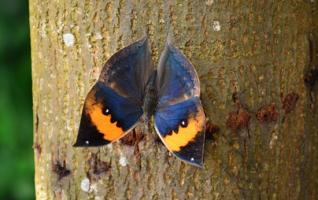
[
  {"xmin": 85, "ymin": 141, "xmax": 89, "ymax": 145},
  {"xmin": 191, "ymin": 157, "xmax": 194, "ymax": 161}
]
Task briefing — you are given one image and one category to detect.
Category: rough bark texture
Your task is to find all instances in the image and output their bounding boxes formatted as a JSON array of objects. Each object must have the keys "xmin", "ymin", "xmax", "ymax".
[{"xmin": 30, "ymin": 0, "xmax": 318, "ymax": 199}]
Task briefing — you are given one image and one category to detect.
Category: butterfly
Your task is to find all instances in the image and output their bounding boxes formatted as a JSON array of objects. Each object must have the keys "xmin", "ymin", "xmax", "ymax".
[{"xmin": 74, "ymin": 37, "xmax": 206, "ymax": 167}]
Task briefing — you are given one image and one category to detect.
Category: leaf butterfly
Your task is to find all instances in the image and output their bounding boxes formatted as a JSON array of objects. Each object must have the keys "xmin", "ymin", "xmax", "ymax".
[{"xmin": 74, "ymin": 37, "xmax": 206, "ymax": 167}]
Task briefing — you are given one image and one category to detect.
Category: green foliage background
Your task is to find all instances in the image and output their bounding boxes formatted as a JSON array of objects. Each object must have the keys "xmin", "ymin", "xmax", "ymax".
[{"xmin": 0, "ymin": 0, "xmax": 34, "ymax": 199}]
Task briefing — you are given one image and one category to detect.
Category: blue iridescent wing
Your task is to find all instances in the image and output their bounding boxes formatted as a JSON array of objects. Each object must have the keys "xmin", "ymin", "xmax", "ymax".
[
  {"xmin": 156, "ymin": 43, "xmax": 200, "ymax": 106},
  {"xmin": 100, "ymin": 37, "xmax": 154, "ymax": 103},
  {"xmin": 154, "ymin": 43, "xmax": 205, "ymax": 167},
  {"xmin": 74, "ymin": 38, "xmax": 153, "ymax": 147}
]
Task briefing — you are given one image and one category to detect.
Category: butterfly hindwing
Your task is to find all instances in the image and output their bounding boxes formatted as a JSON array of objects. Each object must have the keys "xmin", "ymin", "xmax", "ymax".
[
  {"xmin": 155, "ymin": 43, "xmax": 206, "ymax": 167},
  {"xmin": 74, "ymin": 38, "xmax": 152, "ymax": 147},
  {"xmin": 74, "ymin": 82, "xmax": 143, "ymax": 146},
  {"xmin": 154, "ymin": 97, "xmax": 205, "ymax": 167}
]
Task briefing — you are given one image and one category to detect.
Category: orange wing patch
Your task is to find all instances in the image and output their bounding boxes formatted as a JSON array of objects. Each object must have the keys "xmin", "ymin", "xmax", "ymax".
[
  {"xmin": 163, "ymin": 113, "xmax": 205, "ymax": 152},
  {"xmin": 85, "ymin": 96, "xmax": 124, "ymax": 141}
]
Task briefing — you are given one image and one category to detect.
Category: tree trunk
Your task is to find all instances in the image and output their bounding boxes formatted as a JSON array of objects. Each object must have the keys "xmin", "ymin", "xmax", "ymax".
[{"xmin": 30, "ymin": 0, "xmax": 318, "ymax": 199}]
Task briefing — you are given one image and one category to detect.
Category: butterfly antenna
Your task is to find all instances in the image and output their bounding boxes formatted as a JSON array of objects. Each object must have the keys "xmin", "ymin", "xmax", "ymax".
[
  {"xmin": 166, "ymin": 28, "xmax": 174, "ymax": 46},
  {"xmin": 140, "ymin": 29, "xmax": 149, "ymax": 41}
]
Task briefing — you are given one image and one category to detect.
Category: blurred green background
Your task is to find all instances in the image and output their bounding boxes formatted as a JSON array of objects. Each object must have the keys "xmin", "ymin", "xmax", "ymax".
[{"xmin": 0, "ymin": 0, "xmax": 34, "ymax": 199}]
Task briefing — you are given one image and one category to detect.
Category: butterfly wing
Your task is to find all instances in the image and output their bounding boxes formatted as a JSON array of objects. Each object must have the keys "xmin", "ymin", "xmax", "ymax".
[
  {"xmin": 74, "ymin": 37, "xmax": 153, "ymax": 147},
  {"xmin": 156, "ymin": 43, "xmax": 200, "ymax": 106},
  {"xmin": 154, "ymin": 43, "xmax": 205, "ymax": 167},
  {"xmin": 100, "ymin": 37, "xmax": 154, "ymax": 102}
]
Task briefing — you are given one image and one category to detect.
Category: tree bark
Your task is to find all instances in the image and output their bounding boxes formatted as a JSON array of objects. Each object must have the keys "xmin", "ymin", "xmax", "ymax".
[{"xmin": 30, "ymin": 0, "xmax": 318, "ymax": 199}]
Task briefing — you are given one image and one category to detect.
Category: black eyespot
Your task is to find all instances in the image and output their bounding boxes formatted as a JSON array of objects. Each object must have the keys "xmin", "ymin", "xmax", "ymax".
[
  {"xmin": 102, "ymin": 107, "xmax": 111, "ymax": 115},
  {"xmin": 180, "ymin": 120, "xmax": 188, "ymax": 128}
]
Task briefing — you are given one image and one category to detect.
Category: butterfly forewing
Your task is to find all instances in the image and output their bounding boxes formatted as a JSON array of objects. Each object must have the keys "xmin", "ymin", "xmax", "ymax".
[
  {"xmin": 74, "ymin": 38, "xmax": 153, "ymax": 147},
  {"xmin": 156, "ymin": 44, "xmax": 200, "ymax": 106},
  {"xmin": 100, "ymin": 37, "xmax": 154, "ymax": 102}
]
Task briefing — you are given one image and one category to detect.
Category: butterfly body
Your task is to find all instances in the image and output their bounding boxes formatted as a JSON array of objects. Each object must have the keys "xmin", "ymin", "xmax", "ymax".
[
  {"xmin": 74, "ymin": 37, "xmax": 206, "ymax": 167},
  {"xmin": 142, "ymin": 71, "xmax": 158, "ymax": 122}
]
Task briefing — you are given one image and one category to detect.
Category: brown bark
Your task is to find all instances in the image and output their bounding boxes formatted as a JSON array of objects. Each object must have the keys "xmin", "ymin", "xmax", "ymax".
[{"xmin": 30, "ymin": 0, "xmax": 318, "ymax": 199}]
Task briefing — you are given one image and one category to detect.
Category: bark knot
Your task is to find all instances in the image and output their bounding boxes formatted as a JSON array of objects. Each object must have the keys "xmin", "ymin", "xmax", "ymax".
[
  {"xmin": 52, "ymin": 160, "xmax": 70, "ymax": 180},
  {"xmin": 205, "ymin": 121, "xmax": 220, "ymax": 141},
  {"xmin": 256, "ymin": 103, "xmax": 279, "ymax": 123},
  {"xmin": 282, "ymin": 92, "xmax": 299, "ymax": 114},
  {"xmin": 226, "ymin": 107, "xmax": 251, "ymax": 133}
]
